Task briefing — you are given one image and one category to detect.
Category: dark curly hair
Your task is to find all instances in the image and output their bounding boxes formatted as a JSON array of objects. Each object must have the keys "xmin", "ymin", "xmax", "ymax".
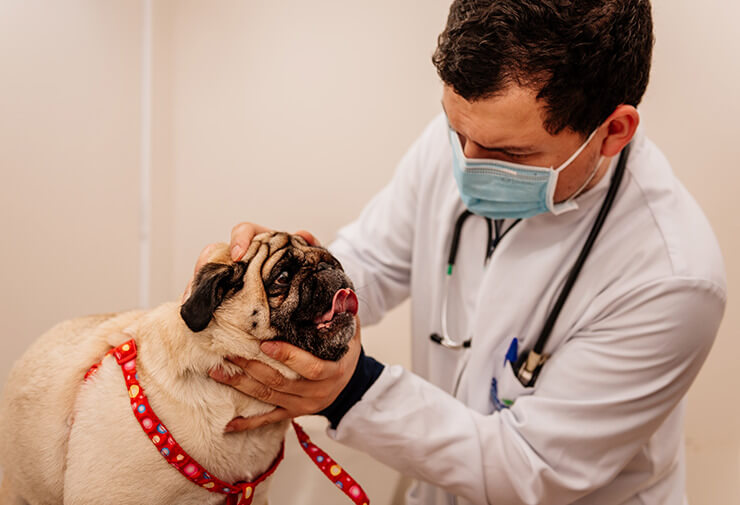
[{"xmin": 432, "ymin": 0, "xmax": 654, "ymax": 136}]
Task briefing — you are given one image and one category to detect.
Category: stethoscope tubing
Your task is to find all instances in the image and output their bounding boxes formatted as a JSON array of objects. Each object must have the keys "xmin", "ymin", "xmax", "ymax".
[
  {"xmin": 531, "ymin": 143, "xmax": 630, "ymax": 356},
  {"xmin": 431, "ymin": 143, "xmax": 631, "ymax": 381},
  {"xmin": 431, "ymin": 213, "xmax": 521, "ymax": 349}
]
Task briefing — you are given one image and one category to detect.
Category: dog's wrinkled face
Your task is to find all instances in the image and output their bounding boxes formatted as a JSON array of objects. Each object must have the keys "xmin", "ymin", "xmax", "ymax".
[{"xmin": 180, "ymin": 232, "xmax": 358, "ymax": 361}]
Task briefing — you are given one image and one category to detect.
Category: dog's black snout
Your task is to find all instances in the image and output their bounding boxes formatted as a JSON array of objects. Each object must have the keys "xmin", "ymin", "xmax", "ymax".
[{"xmin": 317, "ymin": 261, "xmax": 332, "ymax": 272}]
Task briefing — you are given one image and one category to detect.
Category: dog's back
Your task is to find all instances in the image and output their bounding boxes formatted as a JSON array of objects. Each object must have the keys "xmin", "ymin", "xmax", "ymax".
[{"xmin": 0, "ymin": 311, "xmax": 141, "ymax": 505}]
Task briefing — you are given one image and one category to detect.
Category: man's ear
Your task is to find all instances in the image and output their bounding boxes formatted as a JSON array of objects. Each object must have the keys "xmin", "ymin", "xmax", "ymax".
[
  {"xmin": 180, "ymin": 262, "xmax": 247, "ymax": 332},
  {"xmin": 600, "ymin": 104, "xmax": 640, "ymax": 157}
]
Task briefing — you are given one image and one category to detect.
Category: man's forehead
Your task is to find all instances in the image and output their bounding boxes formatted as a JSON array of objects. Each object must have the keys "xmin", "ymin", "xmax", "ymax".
[{"xmin": 442, "ymin": 85, "xmax": 550, "ymax": 148}]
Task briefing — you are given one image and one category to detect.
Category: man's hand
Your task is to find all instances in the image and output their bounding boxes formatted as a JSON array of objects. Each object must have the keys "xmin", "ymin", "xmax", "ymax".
[
  {"xmin": 228, "ymin": 222, "xmax": 320, "ymax": 261},
  {"xmin": 210, "ymin": 320, "xmax": 363, "ymax": 431},
  {"xmin": 183, "ymin": 220, "xmax": 354, "ymax": 431},
  {"xmin": 181, "ymin": 222, "xmax": 320, "ymax": 302}
]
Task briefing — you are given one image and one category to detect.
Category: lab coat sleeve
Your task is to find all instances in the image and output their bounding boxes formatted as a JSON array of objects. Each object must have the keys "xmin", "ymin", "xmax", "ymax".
[
  {"xmin": 328, "ymin": 277, "xmax": 726, "ymax": 504},
  {"xmin": 328, "ymin": 120, "xmax": 432, "ymax": 326}
]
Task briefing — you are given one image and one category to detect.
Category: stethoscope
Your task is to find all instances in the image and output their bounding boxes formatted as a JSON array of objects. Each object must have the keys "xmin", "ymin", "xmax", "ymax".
[{"xmin": 430, "ymin": 143, "xmax": 631, "ymax": 387}]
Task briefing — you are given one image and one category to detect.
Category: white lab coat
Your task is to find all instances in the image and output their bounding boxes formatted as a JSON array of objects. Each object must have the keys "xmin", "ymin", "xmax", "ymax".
[{"xmin": 327, "ymin": 113, "xmax": 726, "ymax": 505}]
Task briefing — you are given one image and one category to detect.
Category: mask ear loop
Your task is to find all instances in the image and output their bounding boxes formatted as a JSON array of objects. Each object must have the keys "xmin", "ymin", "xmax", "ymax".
[
  {"xmin": 553, "ymin": 128, "xmax": 600, "ymax": 173},
  {"xmin": 565, "ymin": 155, "xmax": 606, "ymax": 202},
  {"xmin": 547, "ymin": 128, "xmax": 601, "ymax": 213}
]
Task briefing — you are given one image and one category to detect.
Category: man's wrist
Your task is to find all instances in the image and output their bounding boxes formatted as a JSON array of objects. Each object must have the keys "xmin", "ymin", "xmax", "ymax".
[{"xmin": 318, "ymin": 347, "xmax": 384, "ymax": 428}]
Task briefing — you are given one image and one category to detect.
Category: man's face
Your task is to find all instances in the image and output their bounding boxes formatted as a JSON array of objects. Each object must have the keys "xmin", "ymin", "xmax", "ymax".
[{"xmin": 442, "ymin": 85, "xmax": 607, "ymax": 204}]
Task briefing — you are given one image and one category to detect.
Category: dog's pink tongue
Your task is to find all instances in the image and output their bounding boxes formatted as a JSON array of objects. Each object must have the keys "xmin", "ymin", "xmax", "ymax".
[{"xmin": 314, "ymin": 288, "xmax": 358, "ymax": 323}]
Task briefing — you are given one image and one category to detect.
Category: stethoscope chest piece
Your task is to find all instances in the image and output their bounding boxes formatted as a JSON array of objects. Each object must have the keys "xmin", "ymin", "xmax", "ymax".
[
  {"xmin": 430, "ymin": 269, "xmax": 472, "ymax": 349},
  {"xmin": 430, "ymin": 332, "xmax": 471, "ymax": 349}
]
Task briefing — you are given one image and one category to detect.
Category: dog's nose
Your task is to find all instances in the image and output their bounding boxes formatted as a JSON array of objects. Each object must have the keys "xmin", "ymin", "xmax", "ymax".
[{"xmin": 317, "ymin": 262, "xmax": 332, "ymax": 271}]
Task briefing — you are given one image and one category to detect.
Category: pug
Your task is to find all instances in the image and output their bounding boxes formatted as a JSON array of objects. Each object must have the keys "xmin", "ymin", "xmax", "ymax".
[{"xmin": 0, "ymin": 232, "xmax": 359, "ymax": 505}]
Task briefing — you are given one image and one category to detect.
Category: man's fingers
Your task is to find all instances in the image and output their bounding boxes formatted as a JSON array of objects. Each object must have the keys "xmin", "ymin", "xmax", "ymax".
[
  {"xmin": 228, "ymin": 358, "xmax": 333, "ymax": 397},
  {"xmin": 225, "ymin": 408, "xmax": 293, "ymax": 432},
  {"xmin": 209, "ymin": 368, "xmax": 299, "ymax": 407},
  {"xmin": 182, "ymin": 242, "xmax": 222, "ymax": 303},
  {"xmin": 193, "ymin": 243, "xmax": 221, "ymax": 276},
  {"xmin": 228, "ymin": 223, "xmax": 320, "ymax": 261},
  {"xmin": 260, "ymin": 341, "xmax": 336, "ymax": 381},
  {"xmin": 294, "ymin": 229, "xmax": 321, "ymax": 246},
  {"xmin": 228, "ymin": 358, "xmax": 291, "ymax": 391},
  {"xmin": 230, "ymin": 222, "xmax": 273, "ymax": 261}
]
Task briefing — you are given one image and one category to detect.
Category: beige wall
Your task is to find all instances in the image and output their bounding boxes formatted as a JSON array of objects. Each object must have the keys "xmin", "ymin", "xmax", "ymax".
[
  {"xmin": 0, "ymin": 0, "xmax": 142, "ymax": 382},
  {"xmin": 642, "ymin": 1, "xmax": 740, "ymax": 501},
  {"xmin": 1, "ymin": 1, "xmax": 738, "ymax": 503}
]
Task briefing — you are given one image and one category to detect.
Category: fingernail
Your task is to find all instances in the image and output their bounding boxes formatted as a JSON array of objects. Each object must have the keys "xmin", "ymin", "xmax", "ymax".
[
  {"xmin": 231, "ymin": 244, "xmax": 244, "ymax": 261},
  {"xmin": 209, "ymin": 368, "xmax": 225, "ymax": 381},
  {"xmin": 224, "ymin": 423, "xmax": 236, "ymax": 433},
  {"xmin": 261, "ymin": 341, "xmax": 278, "ymax": 357},
  {"xmin": 225, "ymin": 355, "xmax": 242, "ymax": 366}
]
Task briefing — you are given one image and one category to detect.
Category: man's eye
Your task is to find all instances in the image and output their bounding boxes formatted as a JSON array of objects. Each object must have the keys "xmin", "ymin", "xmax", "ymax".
[{"xmin": 275, "ymin": 271, "xmax": 291, "ymax": 286}]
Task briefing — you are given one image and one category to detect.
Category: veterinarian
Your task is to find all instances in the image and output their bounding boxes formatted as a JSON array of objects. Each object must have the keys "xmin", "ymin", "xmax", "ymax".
[{"xmin": 204, "ymin": 1, "xmax": 727, "ymax": 504}]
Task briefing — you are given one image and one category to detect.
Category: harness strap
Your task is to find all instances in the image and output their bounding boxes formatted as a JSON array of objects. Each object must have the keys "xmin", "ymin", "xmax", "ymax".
[
  {"xmin": 85, "ymin": 339, "xmax": 369, "ymax": 505},
  {"xmin": 293, "ymin": 421, "xmax": 369, "ymax": 505}
]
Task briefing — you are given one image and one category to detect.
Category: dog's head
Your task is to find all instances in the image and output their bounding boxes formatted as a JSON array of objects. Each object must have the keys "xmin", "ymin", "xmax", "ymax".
[{"xmin": 180, "ymin": 232, "xmax": 358, "ymax": 361}]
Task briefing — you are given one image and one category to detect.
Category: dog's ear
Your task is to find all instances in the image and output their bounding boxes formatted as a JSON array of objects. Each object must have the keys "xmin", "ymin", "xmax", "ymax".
[{"xmin": 180, "ymin": 262, "xmax": 247, "ymax": 332}]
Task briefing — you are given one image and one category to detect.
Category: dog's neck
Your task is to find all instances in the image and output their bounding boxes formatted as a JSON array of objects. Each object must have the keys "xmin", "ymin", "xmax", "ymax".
[
  {"xmin": 118, "ymin": 302, "xmax": 286, "ymax": 418},
  {"xmin": 124, "ymin": 302, "xmax": 273, "ymax": 372},
  {"xmin": 105, "ymin": 302, "xmax": 289, "ymax": 492}
]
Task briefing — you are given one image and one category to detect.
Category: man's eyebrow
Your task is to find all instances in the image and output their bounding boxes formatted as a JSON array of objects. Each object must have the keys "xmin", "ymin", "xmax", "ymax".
[
  {"xmin": 441, "ymin": 101, "xmax": 535, "ymax": 154},
  {"xmin": 475, "ymin": 142, "xmax": 536, "ymax": 154}
]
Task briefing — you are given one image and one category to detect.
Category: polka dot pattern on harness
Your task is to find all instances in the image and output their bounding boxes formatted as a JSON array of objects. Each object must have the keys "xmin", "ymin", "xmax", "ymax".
[
  {"xmin": 292, "ymin": 420, "xmax": 370, "ymax": 504},
  {"xmin": 82, "ymin": 339, "xmax": 325, "ymax": 505}
]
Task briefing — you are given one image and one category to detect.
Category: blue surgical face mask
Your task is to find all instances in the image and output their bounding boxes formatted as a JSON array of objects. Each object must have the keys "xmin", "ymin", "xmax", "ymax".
[{"xmin": 448, "ymin": 125, "xmax": 603, "ymax": 219}]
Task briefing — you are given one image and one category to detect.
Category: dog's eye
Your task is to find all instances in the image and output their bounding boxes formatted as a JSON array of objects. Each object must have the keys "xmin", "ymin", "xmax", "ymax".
[{"xmin": 275, "ymin": 270, "xmax": 291, "ymax": 286}]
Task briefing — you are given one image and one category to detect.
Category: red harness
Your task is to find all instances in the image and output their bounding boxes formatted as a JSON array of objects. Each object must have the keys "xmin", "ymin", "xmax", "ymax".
[{"xmin": 85, "ymin": 339, "xmax": 369, "ymax": 505}]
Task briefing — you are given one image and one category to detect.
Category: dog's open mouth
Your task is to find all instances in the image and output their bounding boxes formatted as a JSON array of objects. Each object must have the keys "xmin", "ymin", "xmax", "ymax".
[{"xmin": 313, "ymin": 288, "xmax": 358, "ymax": 331}]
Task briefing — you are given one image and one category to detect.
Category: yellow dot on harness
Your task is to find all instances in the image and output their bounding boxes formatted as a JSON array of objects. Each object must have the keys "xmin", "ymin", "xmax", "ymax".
[
  {"xmin": 152, "ymin": 435, "xmax": 160, "ymax": 444},
  {"xmin": 176, "ymin": 454, "xmax": 184, "ymax": 461},
  {"xmin": 244, "ymin": 486, "xmax": 253, "ymax": 498},
  {"xmin": 203, "ymin": 482, "xmax": 214, "ymax": 489},
  {"xmin": 330, "ymin": 465, "xmax": 342, "ymax": 476},
  {"xmin": 129, "ymin": 385, "xmax": 139, "ymax": 398},
  {"xmin": 122, "ymin": 343, "xmax": 130, "ymax": 351}
]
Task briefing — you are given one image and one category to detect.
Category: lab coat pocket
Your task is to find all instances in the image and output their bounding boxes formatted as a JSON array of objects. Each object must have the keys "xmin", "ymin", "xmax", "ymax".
[{"xmin": 490, "ymin": 360, "xmax": 536, "ymax": 412}]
